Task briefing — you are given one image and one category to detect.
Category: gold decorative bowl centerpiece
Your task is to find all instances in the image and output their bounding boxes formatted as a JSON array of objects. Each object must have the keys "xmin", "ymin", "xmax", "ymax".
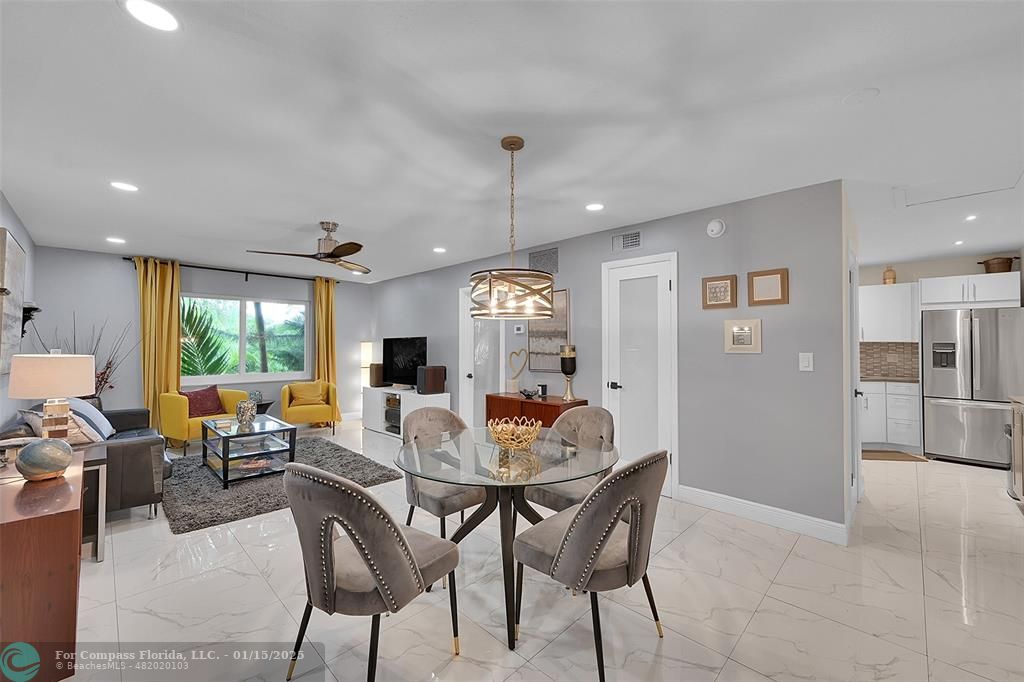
[{"xmin": 487, "ymin": 416, "xmax": 543, "ymax": 483}]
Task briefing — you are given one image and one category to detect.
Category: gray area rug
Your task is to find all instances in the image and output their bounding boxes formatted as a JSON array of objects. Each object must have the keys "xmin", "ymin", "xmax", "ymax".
[{"xmin": 162, "ymin": 436, "xmax": 401, "ymax": 534}]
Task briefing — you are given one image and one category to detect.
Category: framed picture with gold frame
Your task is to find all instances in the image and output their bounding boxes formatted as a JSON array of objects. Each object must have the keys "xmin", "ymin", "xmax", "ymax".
[
  {"xmin": 701, "ymin": 274, "xmax": 738, "ymax": 309},
  {"xmin": 747, "ymin": 268, "xmax": 789, "ymax": 306}
]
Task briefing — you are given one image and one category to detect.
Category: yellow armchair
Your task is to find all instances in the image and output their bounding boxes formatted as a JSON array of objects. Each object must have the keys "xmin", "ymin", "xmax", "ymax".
[
  {"xmin": 159, "ymin": 388, "xmax": 248, "ymax": 454},
  {"xmin": 281, "ymin": 381, "xmax": 340, "ymax": 434}
]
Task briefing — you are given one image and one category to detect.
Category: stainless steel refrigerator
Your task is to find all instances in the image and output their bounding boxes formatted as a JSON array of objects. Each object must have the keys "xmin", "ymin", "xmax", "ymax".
[{"xmin": 922, "ymin": 307, "xmax": 1024, "ymax": 468}]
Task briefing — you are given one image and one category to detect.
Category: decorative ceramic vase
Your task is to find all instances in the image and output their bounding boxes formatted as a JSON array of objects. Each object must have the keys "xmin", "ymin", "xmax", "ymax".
[
  {"xmin": 15, "ymin": 438, "xmax": 74, "ymax": 481},
  {"xmin": 883, "ymin": 265, "xmax": 896, "ymax": 285},
  {"xmin": 560, "ymin": 344, "xmax": 577, "ymax": 401},
  {"xmin": 236, "ymin": 400, "xmax": 257, "ymax": 427}
]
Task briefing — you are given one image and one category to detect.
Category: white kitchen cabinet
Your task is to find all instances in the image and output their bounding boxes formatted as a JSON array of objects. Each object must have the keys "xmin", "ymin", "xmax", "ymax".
[
  {"xmin": 920, "ymin": 272, "xmax": 1021, "ymax": 309},
  {"xmin": 860, "ymin": 388, "xmax": 888, "ymax": 443},
  {"xmin": 887, "ymin": 418, "xmax": 921, "ymax": 447},
  {"xmin": 859, "ymin": 283, "xmax": 919, "ymax": 342}
]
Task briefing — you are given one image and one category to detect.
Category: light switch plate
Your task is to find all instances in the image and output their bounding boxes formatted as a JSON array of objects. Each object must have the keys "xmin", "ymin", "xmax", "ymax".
[{"xmin": 799, "ymin": 352, "xmax": 814, "ymax": 371}]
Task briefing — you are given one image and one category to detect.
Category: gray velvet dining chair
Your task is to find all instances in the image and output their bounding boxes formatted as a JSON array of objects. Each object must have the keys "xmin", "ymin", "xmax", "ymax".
[
  {"xmin": 524, "ymin": 406, "xmax": 615, "ymax": 513},
  {"xmin": 402, "ymin": 407, "xmax": 486, "ymax": 588},
  {"xmin": 513, "ymin": 450, "xmax": 668, "ymax": 682},
  {"xmin": 283, "ymin": 462, "xmax": 461, "ymax": 682}
]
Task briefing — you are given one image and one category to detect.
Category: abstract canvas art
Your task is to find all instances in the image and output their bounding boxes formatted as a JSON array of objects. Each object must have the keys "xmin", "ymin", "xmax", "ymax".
[
  {"xmin": 528, "ymin": 289, "xmax": 570, "ymax": 372},
  {"xmin": 0, "ymin": 228, "xmax": 26, "ymax": 374}
]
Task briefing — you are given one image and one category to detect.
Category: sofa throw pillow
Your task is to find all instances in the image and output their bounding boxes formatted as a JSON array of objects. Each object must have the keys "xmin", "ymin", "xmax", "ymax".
[
  {"xmin": 289, "ymin": 381, "xmax": 326, "ymax": 407},
  {"xmin": 183, "ymin": 385, "xmax": 225, "ymax": 418},
  {"xmin": 68, "ymin": 397, "xmax": 117, "ymax": 439},
  {"xmin": 17, "ymin": 409, "xmax": 103, "ymax": 445}
]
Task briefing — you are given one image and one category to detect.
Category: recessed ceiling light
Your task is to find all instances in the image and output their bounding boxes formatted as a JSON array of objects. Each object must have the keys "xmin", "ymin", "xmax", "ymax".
[
  {"xmin": 124, "ymin": 0, "xmax": 179, "ymax": 31},
  {"xmin": 954, "ymin": 240, "xmax": 965, "ymax": 246},
  {"xmin": 106, "ymin": 237, "xmax": 127, "ymax": 244},
  {"xmin": 433, "ymin": 247, "xmax": 447, "ymax": 254},
  {"xmin": 965, "ymin": 215, "xmax": 977, "ymax": 221},
  {"xmin": 110, "ymin": 181, "xmax": 138, "ymax": 192},
  {"xmin": 585, "ymin": 203, "xmax": 604, "ymax": 212},
  {"xmin": 842, "ymin": 87, "xmax": 880, "ymax": 105}
]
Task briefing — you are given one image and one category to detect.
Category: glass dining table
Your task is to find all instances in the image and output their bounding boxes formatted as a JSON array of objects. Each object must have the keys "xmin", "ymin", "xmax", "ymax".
[{"xmin": 394, "ymin": 426, "xmax": 618, "ymax": 650}]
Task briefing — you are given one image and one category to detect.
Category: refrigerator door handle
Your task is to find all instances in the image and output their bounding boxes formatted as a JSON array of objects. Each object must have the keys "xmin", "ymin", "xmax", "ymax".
[
  {"xmin": 973, "ymin": 322, "xmax": 981, "ymax": 393},
  {"xmin": 927, "ymin": 398, "xmax": 1008, "ymax": 410}
]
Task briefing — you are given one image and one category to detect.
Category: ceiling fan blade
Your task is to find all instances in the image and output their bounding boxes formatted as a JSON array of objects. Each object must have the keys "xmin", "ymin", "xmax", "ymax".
[
  {"xmin": 330, "ymin": 241, "xmax": 363, "ymax": 258},
  {"xmin": 246, "ymin": 249, "xmax": 318, "ymax": 259},
  {"xmin": 335, "ymin": 259, "xmax": 371, "ymax": 275}
]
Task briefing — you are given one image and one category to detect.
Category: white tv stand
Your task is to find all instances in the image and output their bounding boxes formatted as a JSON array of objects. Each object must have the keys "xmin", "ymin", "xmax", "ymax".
[{"xmin": 362, "ymin": 386, "xmax": 451, "ymax": 440}]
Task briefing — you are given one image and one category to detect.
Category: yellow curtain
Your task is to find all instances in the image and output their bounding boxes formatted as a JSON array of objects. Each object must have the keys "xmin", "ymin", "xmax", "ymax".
[
  {"xmin": 135, "ymin": 257, "xmax": 181, "ymax": 429},
  {"xmin": 313, "ymin": 276, "xmax": 340, "ymax": 420}
]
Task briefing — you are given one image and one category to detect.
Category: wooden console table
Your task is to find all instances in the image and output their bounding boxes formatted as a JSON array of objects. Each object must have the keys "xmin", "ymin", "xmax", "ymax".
[
  {"xmin": 485, "ymin": 393, "xmax": 588, "ymax": 427},
  {"xmin": 0, "ymin": 451, "xmax": 84, "ymax": 682}
]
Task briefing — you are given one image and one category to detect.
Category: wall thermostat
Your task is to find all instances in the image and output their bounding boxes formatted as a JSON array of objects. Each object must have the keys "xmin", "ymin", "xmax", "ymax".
[{"xmin": 513, "ymin": 324, "xmax": 525, "ymax": 334}]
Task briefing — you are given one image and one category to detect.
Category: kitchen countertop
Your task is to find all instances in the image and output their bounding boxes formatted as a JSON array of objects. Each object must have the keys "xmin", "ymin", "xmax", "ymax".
[
  {"xmin": 1011, "ymin": 396, "xmax": 1024, "ymax": 404},
  {"xmin": 861, "ymin": 376, "xmax": 919, "ymax": 383}
]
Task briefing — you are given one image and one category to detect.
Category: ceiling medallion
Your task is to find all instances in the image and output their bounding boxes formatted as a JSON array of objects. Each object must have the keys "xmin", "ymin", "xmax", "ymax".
[{"xmin": 470, "ymin": 136, "xmax": 554, "ymax": 320}]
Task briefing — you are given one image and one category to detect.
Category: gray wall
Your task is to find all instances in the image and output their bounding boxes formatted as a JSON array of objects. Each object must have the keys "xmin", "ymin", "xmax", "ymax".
[
  {"xmin": 0, "ymin": 192, "xmax": 36, "ymax": 426},
  {"xmin": 373, "ymin": 181, "xmax": 847, "ymax": 523}
]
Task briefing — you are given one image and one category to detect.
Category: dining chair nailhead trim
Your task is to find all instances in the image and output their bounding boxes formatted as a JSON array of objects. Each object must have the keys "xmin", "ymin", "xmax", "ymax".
[
  {"xmin": 550, "ymin": 453, "xmax": 666, "ymax": 588},
  {"xmin": 288, "ymin": 468, "xmax": 423, "ymax": 614}
]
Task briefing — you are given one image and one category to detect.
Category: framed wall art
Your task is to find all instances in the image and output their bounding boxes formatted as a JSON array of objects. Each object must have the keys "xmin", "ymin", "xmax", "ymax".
[
  {"xmin": 528, "ymin": 288, "xmax": 570, "ymax": 372},
  {"xmin": 724, "ymin": 319, "xmax": 762, "ymax": 354},
  {"xmin": 701, "ymin": 274, "xmax": 738, "ymax": 309},
  {"xmin": 748, "ymin": 268, "xmax": 789, "ymax": 306}
]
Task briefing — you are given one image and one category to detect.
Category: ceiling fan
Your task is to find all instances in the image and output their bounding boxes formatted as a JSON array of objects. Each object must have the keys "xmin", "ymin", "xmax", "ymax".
[{"xmin": 247, "ymin": 221, "xmax": 370, "ymax": 274}]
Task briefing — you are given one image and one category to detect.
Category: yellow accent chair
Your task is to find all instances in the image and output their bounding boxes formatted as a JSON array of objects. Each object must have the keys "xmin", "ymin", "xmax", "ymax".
[
  {"xmin": 281, "ymin": 381, "xmax": 339, "ymax": 434},
  {"xmin": 159, "ymin": 388, "xmax": 248, "ymax": 454}
]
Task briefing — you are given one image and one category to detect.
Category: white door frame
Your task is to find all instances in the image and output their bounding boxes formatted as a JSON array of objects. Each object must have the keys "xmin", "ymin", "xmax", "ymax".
[
  {"xmin": 847, "ymin": 247, "xmax": 864, "ymax": 522},
  {"xmin": 601, "ymin": 252, "xmax": 679, "ymax": 497},
  {"xmin": 458, "ymin": 287, "xmax": 506, "ymax": 427}
]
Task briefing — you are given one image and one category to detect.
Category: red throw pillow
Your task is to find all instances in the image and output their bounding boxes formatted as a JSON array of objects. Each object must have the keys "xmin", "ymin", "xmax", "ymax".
[{"xmin": 183, "ymin": 385, "xmax": 225, "ymax": 418}]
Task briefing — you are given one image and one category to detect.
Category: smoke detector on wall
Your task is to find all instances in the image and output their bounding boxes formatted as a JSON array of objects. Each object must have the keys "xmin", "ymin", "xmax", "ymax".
[{"xmin": 706, "ymin": 218, "xmax": 727, "ymax": 239}]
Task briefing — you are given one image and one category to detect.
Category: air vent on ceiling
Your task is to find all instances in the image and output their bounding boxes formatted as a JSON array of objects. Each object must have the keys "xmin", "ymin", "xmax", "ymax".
[
  {"xmin": 529, "ymin": 247, "xmax": 558, "ymax": 274},
  {"xmin": 612, "ymin": 231, "xmax": 642, "ymax": 252}
]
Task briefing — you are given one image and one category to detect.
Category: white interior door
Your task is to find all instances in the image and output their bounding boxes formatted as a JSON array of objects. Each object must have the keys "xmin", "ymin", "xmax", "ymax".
[
  {"xmin": 602, "ymin": 253, "xmax": 678, "ymax": 497},
  {"xmin": 458, "ymin": 287, "xmax": 505, "ymax": 428},
  {"xmin": 849, "ymin": 249, "xmax": 864, "ymax": 511}
]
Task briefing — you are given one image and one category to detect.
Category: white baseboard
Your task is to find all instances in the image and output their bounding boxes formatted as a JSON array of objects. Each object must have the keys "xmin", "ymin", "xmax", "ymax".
[
  {"xmin": 341, "ymin": 411, "xmax": 361, "ymax": 421},
  {"xmin": 676, "ymin": 485, "xmax": 849, "ymax": 546}
]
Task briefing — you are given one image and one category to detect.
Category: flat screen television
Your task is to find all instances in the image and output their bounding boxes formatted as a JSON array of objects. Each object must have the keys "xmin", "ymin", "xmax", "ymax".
[{"xmin": 382, "ymin": 337, "xmax": 427, "ymax": 386}]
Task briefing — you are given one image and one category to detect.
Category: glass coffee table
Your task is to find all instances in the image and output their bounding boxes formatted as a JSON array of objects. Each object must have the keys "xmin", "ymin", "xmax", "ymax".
[{"xmin": 201, "ymin": 415, "xmax": 297, "ymax": 489}]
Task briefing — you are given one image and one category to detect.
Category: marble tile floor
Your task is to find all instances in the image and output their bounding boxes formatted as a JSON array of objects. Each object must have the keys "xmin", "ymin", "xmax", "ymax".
[{"xmin": 77, "ymin": 421, "xmax": 1024, "ymax": 681}]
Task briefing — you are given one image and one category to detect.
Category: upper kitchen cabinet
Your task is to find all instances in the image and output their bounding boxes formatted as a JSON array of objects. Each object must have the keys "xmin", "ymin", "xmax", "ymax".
[
  {"xmin": 919, "ymin": 272, "xmax": 1021, "ymax": 310},
  {"xmin": 860, "ymin": 282, "xmax": 919, "ymax": 342}
]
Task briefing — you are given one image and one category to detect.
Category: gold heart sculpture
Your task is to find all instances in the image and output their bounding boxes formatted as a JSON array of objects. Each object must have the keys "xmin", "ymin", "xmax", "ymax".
[{"xmin": 508, "ymin": 348, "xmax": 528, "ymax": 380}]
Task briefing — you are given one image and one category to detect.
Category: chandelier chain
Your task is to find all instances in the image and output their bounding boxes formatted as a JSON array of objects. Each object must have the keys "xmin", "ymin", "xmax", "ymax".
[{"xmin": 509, "ymin": 149, "xmax": 516, "ymax": 267}]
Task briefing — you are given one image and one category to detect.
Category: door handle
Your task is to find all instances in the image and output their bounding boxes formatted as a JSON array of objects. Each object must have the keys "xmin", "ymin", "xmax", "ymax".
[
  {"xmin": 607, "ymin": 381, "xmax": 623, "ymax": 390},
  {"xmin": 466, "ymin": 373, "xmax": 474, "ymax": 379},
  {"xmin": 972, "ymin": 323, "xmax": 981, "ymax": 392},
  {"xmin": 972, "ymin": 282, "xmax": 977, "ymax": 301},
  {"xmin": 854, "ymin": 389, "xmax": 864, "ymax": 397}
]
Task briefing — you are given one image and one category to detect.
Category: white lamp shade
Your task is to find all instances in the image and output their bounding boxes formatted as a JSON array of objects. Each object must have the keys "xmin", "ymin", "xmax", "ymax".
[{"xmin": 8, "ymin": 354, "xmax": 96, "ymax": 399}]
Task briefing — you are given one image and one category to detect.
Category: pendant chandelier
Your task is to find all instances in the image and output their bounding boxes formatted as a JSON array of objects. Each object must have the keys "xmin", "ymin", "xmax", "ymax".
[{"xmin": 469, "ymin": 136, "xmax": 554, "ymax": 320}]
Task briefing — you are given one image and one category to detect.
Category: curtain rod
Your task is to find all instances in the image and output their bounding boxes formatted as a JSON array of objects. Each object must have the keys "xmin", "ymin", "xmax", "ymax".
[{"xmin": 122, "ymin": 257, "xmax": 339, "ymax": 284}]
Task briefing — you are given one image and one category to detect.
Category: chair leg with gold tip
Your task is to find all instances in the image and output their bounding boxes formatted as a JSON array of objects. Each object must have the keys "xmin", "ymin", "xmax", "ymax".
[
  {"xmin": 367, "ymin": 613, "xmax": 381, "ymax": 682},
  {"xmin": 590, "ymin": 591, "xmax": 606, "ymax": 682},
  {"xmin": 514, "ymin": 562, "xmax": 524, "ymax": 641},
  {"xmin": 641, "ymin": 573, "xmax": 664, "ymax": 637},
  {"xmin": 286, "ymin": 601, "xmax": 312, "ymax": 681},
  {"xmin": 448, "ymin": 569, "xmax": 460, "ymax": 655}
]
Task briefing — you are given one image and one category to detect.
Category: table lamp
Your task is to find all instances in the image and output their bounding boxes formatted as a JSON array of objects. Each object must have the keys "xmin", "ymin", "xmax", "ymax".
[{"xmin": 8, "ymin": 352, "xmax": 96, "ymax": 439}]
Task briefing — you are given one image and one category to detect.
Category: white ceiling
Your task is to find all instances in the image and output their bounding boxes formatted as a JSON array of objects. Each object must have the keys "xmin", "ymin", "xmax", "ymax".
[{"xmin": 2, "ymin": 1, "xmax": 1022, "ymax": 281}]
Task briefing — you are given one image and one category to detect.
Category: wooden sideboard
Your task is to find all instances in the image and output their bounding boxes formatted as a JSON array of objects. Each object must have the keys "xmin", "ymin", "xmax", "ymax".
[
  {"xmin": 485, "ymin": 393, "xmax": 588, "ymax": 427},
  {"xmin": 0, "ymin": 451, "xmax": 84, "ymax": 682}
]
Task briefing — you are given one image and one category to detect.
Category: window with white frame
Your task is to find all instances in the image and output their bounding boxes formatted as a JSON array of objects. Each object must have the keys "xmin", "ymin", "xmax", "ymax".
[{"xmin": 180, "ymin": 295, "xmax": 310, "ymax": 383}]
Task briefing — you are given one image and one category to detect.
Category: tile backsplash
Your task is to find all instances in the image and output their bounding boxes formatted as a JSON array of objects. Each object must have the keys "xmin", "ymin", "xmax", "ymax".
[{"xmin": 860, "ymin": 342, "xmax": 919, "ymax": 379}]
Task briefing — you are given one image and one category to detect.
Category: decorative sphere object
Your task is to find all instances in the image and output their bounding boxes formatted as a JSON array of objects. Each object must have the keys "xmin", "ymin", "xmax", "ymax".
[
  {"xmin": 236, "ymin": 399, "xmax": 257, "ymax": 426},
  {"xmin": 15, "ymin": 438, "xmax": 74, "ymax": 481}
]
